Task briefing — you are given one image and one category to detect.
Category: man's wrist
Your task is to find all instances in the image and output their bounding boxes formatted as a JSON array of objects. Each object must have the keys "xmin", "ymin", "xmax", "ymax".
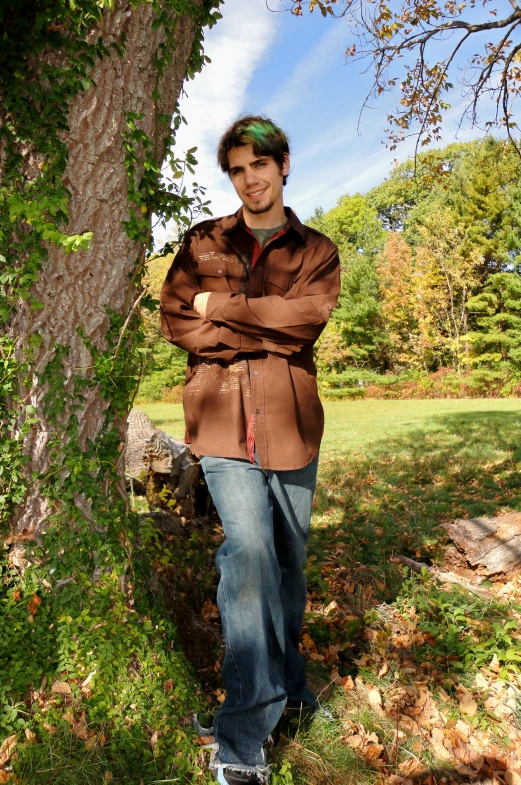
[{"xmin": 205, "ymin": 292, "xmax": 232, "ymax": 321}]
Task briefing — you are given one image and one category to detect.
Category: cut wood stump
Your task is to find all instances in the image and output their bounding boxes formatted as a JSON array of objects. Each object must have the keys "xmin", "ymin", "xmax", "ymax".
[
  {"xmin": 441, "ymin": 513, "xmax": 521, "ymax": 576},
  {"xmin": 125, "ymin": 409, "xmax": 210, "ymax": 522}
]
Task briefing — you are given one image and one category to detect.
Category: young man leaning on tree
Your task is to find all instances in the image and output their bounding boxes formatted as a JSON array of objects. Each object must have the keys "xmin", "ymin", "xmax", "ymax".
[{"xmin": 160, "ymin": 116, "xmax": 340, "ymax": 785}]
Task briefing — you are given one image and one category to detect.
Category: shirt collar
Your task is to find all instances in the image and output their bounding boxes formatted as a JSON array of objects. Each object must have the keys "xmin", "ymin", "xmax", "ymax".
[{"xmin": 221, "ymin": 206, "xmax": 307, "ymax": 244}]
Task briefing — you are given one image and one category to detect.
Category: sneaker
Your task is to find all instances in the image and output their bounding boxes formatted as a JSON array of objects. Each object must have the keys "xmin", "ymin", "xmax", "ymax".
[{"xmin": 214, "ymin": 764, "xmax": 271, "ymax": 785}]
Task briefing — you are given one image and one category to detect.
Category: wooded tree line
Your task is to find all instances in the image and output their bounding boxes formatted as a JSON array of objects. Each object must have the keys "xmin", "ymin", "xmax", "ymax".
[
  {"xmin": 310, "ymin": 136, "xmax": 521, "ymax": 396},
  {"xmin": 139, "ymin": 136, "xmax": 521, "ymax": 402}
]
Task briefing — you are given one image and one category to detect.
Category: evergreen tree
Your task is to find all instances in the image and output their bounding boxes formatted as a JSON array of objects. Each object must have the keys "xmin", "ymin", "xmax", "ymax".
[{"xmin": 467, "ymin": 273, "xmax": 521, "ymax": 369}]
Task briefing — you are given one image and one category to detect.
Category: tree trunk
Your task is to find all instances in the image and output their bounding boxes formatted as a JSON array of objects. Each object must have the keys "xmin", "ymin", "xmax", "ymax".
[{"xmin": 4, "ymin": 1, "xmax": 202, "ymax": 565}]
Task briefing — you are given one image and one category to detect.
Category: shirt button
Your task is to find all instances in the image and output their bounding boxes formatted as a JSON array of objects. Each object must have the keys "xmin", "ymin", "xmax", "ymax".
[
  {"xmin": 217, "ymin": 269, "xmax": 223, "ymax": 274},
  {"xmin": 256, "ymin": 409, "xmax": 261, "ymax": 414},
  {"xmin": 253, "ymin": 370, "xmax": 259, "ymax": 376}
]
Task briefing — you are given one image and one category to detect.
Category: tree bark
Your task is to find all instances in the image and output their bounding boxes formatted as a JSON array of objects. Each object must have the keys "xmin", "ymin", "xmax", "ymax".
[{"xmin": 4, "ymin": 2, "xmax": 201, "ymax": 562}]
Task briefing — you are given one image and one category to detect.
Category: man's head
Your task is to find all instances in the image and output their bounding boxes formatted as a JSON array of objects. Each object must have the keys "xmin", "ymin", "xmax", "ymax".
[
  {"xmin": 217, "ymin": 116, "xmax": 290, "ymax": 221},
  {"xmin": 217, "ymin": 115, "xmax": 290, "ymax": 185}
]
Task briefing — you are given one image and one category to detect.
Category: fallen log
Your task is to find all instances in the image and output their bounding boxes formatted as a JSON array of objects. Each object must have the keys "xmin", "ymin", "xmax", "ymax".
[
  {"xmin": 126, "ymin": 409, "xmax": 210, "ymax": 521},
  {"xmin": 441, "ymin": 514, "xmax": 521, "ymax": 576}
]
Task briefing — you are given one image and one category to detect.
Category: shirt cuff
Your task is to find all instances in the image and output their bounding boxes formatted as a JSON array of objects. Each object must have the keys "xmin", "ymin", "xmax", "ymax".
[
  {"xmin": 206, "ymin": 293, "xmax": 262, "ymax": 352},
  {"xmin": 205, "ymin": 292, "xmax": 232, "ymax": 321}
]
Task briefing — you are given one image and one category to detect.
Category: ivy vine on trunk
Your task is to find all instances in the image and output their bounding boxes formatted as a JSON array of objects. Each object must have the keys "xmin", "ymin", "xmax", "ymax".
[{"xmin": 0, "ymin": 1, "xmax": 221, "ymax": 774}]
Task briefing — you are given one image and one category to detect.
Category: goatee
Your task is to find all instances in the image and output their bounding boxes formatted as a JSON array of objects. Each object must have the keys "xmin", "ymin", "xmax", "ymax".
[{"xmin": 245, "ymin": 198, "xmax": 275, "ymax": 215}]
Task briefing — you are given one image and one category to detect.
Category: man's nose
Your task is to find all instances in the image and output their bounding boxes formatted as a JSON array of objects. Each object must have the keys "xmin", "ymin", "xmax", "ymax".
[{"xmin": 244, "ymin": 167, "xmax": 259, "ymax": 186}]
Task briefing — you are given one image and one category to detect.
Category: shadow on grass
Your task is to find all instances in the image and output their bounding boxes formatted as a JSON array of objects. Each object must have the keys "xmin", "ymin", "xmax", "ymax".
[
  {"xmin": 293, "ymin": 409, "xmax": 521, "ymax": 784},
  {"xmin": 310, "ymin": 409, "xmax": 521, "ymax": 576}
]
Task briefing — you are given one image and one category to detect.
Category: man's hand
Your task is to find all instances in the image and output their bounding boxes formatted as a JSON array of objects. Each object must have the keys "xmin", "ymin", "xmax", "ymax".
[{"xmin": 193, "ymin": 292, "xmax": 211, "ymax": 318}]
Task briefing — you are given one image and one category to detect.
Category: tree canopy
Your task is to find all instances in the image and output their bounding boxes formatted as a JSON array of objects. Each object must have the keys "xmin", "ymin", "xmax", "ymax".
[
  {"xmin": 282, "ymin": 0, "xmax": 521, "ymax": 153},
  {"xmin": 306, "ymin": 137, "xmax": 521, "ymax": 385}
]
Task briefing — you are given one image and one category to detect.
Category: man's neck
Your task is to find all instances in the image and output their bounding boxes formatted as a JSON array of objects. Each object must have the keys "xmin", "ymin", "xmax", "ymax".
[{"xmin": 243, "ymin": 203, "xmax": 286, "ymax": 230}]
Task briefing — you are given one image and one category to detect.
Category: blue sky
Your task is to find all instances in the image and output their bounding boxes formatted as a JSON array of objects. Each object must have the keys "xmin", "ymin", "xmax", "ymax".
[{"xmin": 153, "ymin": 0, "xmax": 507, "ymax": 247}]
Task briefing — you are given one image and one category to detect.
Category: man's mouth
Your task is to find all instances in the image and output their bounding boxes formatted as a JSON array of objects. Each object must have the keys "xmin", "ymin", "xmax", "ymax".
[{"xmin": 246, "ymin": 187, "xmax": 267, "ymax": 200}]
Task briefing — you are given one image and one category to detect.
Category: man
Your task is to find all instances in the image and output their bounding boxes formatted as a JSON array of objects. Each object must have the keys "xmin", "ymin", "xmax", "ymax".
[{"xmin": 160, "ymin": 116, "xmax": 340, "ymax": 785}]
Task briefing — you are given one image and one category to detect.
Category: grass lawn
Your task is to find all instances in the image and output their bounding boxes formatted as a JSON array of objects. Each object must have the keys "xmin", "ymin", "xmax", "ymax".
[
  {"xmin": 134, "ymin": 398, "xmax": 521, "ymax": 785},
  {"xmin": 136, "ymin": 397, "xmax": 521, "ymax": 458}
]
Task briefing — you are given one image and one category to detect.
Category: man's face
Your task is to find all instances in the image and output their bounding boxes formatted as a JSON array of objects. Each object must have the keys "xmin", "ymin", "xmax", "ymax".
[{"xmin": 227, "ymin": 144, "xmax": 289, "ymax": 217}]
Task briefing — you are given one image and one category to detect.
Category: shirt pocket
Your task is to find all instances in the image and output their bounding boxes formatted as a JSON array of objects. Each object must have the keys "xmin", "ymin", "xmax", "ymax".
[
  {"xmin": 198, "ymin": 260, "xmax": 244, "ymax": 293},
  {"xmin": 264, "ymin": 270, "xmax": 294, "ymax": 297}
]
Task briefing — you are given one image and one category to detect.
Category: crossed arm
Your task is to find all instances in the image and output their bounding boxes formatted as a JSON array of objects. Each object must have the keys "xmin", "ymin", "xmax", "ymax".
[{"xmin": 160, "ymin": 233, "xmax": 340, "ymax": 361}]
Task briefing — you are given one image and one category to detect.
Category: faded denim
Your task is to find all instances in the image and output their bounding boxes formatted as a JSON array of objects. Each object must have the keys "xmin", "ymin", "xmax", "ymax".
[{"xmin": 200, "ymin": 454, "xmax": 319, "ymax": 767}]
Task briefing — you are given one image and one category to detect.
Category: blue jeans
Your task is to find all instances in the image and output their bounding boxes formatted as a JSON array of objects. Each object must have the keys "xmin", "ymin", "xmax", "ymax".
[{"xmin": 200, "ymin": 454, "xmax": 319, "ymax": 767}]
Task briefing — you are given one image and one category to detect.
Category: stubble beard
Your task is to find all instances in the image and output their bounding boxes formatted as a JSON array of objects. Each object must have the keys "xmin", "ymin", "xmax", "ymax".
[{"xmin": 244, "ymin": 197, "xmax": 275, "ymax": 215}]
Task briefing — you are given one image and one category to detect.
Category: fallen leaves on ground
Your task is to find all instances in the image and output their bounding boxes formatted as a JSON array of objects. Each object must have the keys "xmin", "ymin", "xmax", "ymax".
[
  {"xmin": 0, "ymin": 734, "xmax": 17, "ymax": 767},
  {"xmin": 51, "ymin": 680, "xmax": 72, "ymax": 695}
]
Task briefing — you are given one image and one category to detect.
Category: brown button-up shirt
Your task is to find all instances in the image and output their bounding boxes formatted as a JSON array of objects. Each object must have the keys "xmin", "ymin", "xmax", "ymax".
[{"xmin": 160, "ymin": 207, "xmax": 340, "ymax": 470}]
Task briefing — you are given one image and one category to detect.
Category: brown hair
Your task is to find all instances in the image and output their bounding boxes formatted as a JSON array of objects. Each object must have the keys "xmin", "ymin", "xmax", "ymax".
[{"xmin": 217, "ymin": 115, "xmax": 290, "ymax": 186}]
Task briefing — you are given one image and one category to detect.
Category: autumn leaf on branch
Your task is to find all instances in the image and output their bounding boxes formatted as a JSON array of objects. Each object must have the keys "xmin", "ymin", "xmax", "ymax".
[{"xmin": 281, "ymin": 0, "xmax": 521, "ymax": 155}]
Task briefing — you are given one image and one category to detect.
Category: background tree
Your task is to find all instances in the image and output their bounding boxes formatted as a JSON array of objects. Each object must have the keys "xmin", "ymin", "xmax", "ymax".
[
  {"xmin": 467, "ymin": 272, "xmax": 521, "ymax": 368},
  {"xmin": 377, "ymin": 233, "xmax": 425, "ymax": 370},
  {"xmin": 294, "ymin": 137, "xmax": 521, "ymax": 392},
  {"xmin": 308, "ymin": 193, "xmax": 387, "ymax": 368},
  {"xmin": 414, "ymin": 210, "xmax": 482, "ymax": 373}
]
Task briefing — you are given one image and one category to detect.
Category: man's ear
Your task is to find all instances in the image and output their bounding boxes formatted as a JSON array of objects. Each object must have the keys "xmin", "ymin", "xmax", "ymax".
[{"xmin": 282, "ymin": 153, "xmax": 290, "ymax": 178}]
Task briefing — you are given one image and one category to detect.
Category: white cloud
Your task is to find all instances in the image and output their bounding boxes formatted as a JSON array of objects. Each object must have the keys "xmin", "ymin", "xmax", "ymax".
[
  {"xmin": 286, "ymin": 87, "xmax": 507, "ymax": 221},
  {"xmin": 263, "ymin": 23, "xmax": 347, "ymax": 119},
  {"xmin": 153, "ymin": 0, "xmax": 279, "ymax": 248}
]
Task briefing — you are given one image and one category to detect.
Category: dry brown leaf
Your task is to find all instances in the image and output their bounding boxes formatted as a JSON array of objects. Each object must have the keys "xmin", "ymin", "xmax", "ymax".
[
  {"xmin": 0, "ymin": 733, "xmax": 17, "ymax": 767},
  {"xmin": 150, "ymin": 732, "xmax": 158, "ymax": 747},
  {"xmin": 400, "ymin": 715, "xmax": 421, "ymax": 735},
  {"xmin": 12, "ymin": 589, "xmax": 21, "ymax": 603},
  {"xmin": 42, "ymin": 722, "xmax": 56, "ymax": 734},
  {"xmin": 27, "ymin": 594, "xmax": 41, "ymax": 615},
  {"xmin": 105, "ymin": 773, "xmax": 113, "ymax": 783},
  {"xmin": 63, "ymin": 711, "xmax": 74, "ymax": 725},
  {"xmin": 485, "ymin": 755, "xmax": 507, "ymax": 772},
  {"xmin": 73, "ymin": 712, "xmax": 88, "ymax": 740},
  {"xmin": 363, "ymin": 742, "xmax": 385, "ymax": 761},
  {"xmin": 459, "ymin": 692, "xmax": 478, "ymax": 717},
  {"xmin": 452, "ymin": 740, "xmax": 474, "ymax": 766},
  {"xmin": 368, "ymin": 687, "xmax": 382, "ymax": 710},
  {"xmin": 378, "ymin": 662, "xmax": 389, "ymax": 678},
  {"xmin": 197, "ymin": 735, "xmax": 215, "ymax": 745},
  {"xmin": 340, "ymin": 675, "xmax": 354, "ymax": 691},
  {"xmin": 345, "ymin": 734, "xmax": 363, "ymax": 749},
  {"xmin": 98, "ymin": 733, "xmax": 106, "ymax": 747},
  {"xmin": 24, "ymin": 728, "xmax": 37, "ymax": 743},
  {"xmin": 454, "ymin": 719, "xmax": 470, "ymax": 741},
  {"xmin": 84, "ymin": 736, "xmax": 97, "ymax": 750},
  {"xmin": 430, "ymin": 727, "xmax": 452, "ymax": 761},
  {"xmin": 51, "ymin": 681, "xmax": 71, "ymax": 695},
  {"xmin": 471, "ymin": 754, "xmax": 485, "ymax": 772},
  {"xmin": 0, "ymin": 772, "xmax": 13, "ymax": 784}
]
